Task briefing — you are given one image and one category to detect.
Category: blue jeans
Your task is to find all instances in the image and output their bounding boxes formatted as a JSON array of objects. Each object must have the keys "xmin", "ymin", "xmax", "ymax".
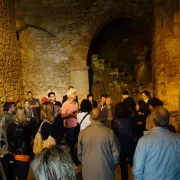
[
  {"xmin": 66, "ymin": 127, "xmax": 80, "ymax": 165},
  {"xmin": 66, "ymin": 127, "xmax": 77, "ymax": 153}
]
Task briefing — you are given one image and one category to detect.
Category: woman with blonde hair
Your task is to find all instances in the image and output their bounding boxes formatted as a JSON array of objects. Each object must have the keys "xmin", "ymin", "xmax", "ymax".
[
  {"xmin": 7, "ymin": 107, "xmax": 33, "ymax": 180},
  {"xmin": 38, "ymin": 102, "xmax": 56, "ymax": 146}
]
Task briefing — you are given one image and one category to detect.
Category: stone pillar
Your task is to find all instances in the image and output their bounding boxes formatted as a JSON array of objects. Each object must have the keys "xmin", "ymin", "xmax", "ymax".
[
  {"xmin": 152, "ymin": 0, "xmax": 180, "ymax": 111},
  {"xmin": 69, "ymin": 66, "xmax": 89, "ymax": 102},
  {"xmin": 0, "ymin": 0, "xmax": 23, "ymax": 102}
]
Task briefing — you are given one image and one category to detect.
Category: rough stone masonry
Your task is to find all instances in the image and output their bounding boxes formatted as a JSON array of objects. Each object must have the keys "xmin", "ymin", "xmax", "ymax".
[
  {"xmin": 0, "ymin": 0, "xmax": 23, "ymax": 102},
  {"xmin": 0, "ymin": 0, "xmax": 180, "ymax": 114}
]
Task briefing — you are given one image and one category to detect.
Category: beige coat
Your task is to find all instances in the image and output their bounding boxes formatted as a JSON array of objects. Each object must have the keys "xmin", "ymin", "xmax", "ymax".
[{"xmin": 78, "ymin": 121, "xmax": 120, "ymax": 180}]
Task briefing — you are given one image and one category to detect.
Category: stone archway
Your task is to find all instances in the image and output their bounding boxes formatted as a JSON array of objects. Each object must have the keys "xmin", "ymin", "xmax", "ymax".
[
  {"xmin": 15, "ymin": 1, "xmax": 153, "ymax": 101},
  {"xmin": 83, "ymin": 5, "xmax": 153, "ymax": 102},
  {"xmin": 86, "ymin": 3, "xmax": 152, "ymax": 62},
  {"xmin": 19, "ymin": 26, "xmax": 70, "ymax": 101},
  {"xmin": 69, "ymin": 3, "xmax": 152, "ymax": 99}
]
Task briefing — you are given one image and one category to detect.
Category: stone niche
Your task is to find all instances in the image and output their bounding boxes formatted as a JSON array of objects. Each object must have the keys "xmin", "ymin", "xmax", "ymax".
[
  {"xmin": 19, "ymin": 27, "xmax": 70, "ymax": 101},
  {"xmin": 0, "ymin": 0, "xmax": 23, "ymax": 102}
]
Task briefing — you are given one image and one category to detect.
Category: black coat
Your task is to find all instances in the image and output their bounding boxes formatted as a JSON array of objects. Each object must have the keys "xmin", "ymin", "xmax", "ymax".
[
  {"xmin": 123, "ymin": 97, "xmax": 136, "ymax": 112},
  {"xmin": 7, "ymin": 123, "xmax": 32, "ymax": 155},
  {"xmin": 112, "ymin": 116, "xmax": 135, "ymax": 152}
]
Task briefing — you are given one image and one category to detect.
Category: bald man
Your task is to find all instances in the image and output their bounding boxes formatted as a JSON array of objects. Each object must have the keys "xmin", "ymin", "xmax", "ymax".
[
  {"xmin": 78, "ymin": 108, "xmax": 120, "ymax": 180},
  {"xmin": 133, "ymin": 107, "xmax": 180, "ymax": 180}
]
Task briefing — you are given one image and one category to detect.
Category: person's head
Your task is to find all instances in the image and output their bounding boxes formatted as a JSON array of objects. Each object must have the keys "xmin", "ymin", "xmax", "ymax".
[
  {"xmin": 40, "ymin": 102, "xmax": 54, "ymax": 123},
  {"xmin": 24, "ymin": 100, "xmax": 30, "ymax": 108},
  {"xmin": 100, "ymin": 94, "xmax": 107, "ymax": 103},
  {"xmin": 121, "ymin": 90, "xmax": 129, "ymax": 100},
  {"xmin": 3, "ymin": 102, "xmax": 16, "ymax": 113},
  {"xmin": 68, "ymin": 86, "xmax": 74, "ymax": 90},
  {"xmin": 14, "ymin": 108, "xmax": 27, "ymax": 126},
  {"xmin": 80, "ymin": 99, "xmax": 92, "ymax": 113},
  {"xmin": 141, "ymin": 90, "xmax": 151, "ymax": 101},
  {"xmin": 150, "ymin": 106, "xmax": 170, "ymax": 128},
  {"xmin": 90, "ymin": 108, "xmax": 101, "ymax": 121},
  {"xmin": 148, "ymin": 98, "xmax": 163, "ymax": 110},
  {"xmin": 32, "ymin": 145, "xmax": 76, "ymax": 180},
  {"xmin": 27, "ymin": 91, "xmax": 33, "ymax": 99},
  {"xmin": 136, "ymin": 100, "xmax": 149, "ymax": 114},
  {"xmin": 48, "ymin": 92, "xmax": 56, "ymax": 102},
  {"xmin": 87, "ymin": 94, "xmax": 94, "ymax": 102},
  {"xmin": 67, "ymin": 89, "xmax": 77, "ymax": 101},
  {"xmin": 106, "ymin": 97, "xmax": 112, "ymax": 106},
  {"xmin": 114, "ymin": 102, "xmax": 132, "ymax": 119}
]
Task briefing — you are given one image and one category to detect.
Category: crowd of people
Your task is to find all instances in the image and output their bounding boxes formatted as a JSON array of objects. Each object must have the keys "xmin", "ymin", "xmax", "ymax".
[{"xmin": 0, "ymin": 87, "xmax": 180, "ymax": 180}]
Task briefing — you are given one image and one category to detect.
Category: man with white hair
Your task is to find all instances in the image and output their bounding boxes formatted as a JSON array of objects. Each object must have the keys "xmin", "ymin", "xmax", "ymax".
[
  {"xmin": 61, "ymin": 88, "xmax": 79, "ymax": 164},
  {"xmin": 133, "ymin": 106, "xmax": 180, "ymax": 180},
  {"xmin": 62, "ymin": 86, "xmax": 78, "ymax": 104}
]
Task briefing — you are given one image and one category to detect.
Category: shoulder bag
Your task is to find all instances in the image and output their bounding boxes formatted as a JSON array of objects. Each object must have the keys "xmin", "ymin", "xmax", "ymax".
[{"xmin": 33, "ymin": 120, "xmax": 56, "ymax": 155}]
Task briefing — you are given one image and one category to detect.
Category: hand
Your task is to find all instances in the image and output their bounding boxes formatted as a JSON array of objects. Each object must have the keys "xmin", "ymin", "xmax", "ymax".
[
  {"xmin": 72, "ymin": 110, "xmax": 78, "ymax": 114},
  {"xmin": 137, "ymin": 121, "xmax": 143, "ymax": 125}
]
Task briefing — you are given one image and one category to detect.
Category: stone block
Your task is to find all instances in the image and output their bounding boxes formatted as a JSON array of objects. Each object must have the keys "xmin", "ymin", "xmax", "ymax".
[
  {"xmin": 174, "ymin": 12, "xmax": 180, "ymax": 24},
  {"xmin": 173, "ymin": 23, "xmax": 179, "ymax": 36}
]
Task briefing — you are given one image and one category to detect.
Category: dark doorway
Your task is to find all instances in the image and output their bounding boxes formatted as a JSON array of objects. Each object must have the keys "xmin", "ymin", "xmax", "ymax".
[{"xmin": 87, "ymin": 18, "xmax": 152, "ymax": 102}]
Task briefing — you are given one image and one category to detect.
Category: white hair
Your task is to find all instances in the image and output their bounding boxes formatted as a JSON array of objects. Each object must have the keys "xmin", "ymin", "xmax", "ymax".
[
  {"xmin": 32, "ymin": 145, "xmax": 76, "ymax": 180},
  {"xmin": 67, "ymin": 89, "xmax": 76, "ymax": 98}
]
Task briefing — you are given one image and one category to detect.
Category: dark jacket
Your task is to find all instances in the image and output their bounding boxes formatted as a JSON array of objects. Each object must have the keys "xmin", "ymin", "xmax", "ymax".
[
  {"xmin": 52, "ymin": 101, "xmax": 64, "ymax": 143},
  {"xmin": 101, "ymin": 105, "xmax": 114, "ymax": 122},
  {"xmin": 91, "ymin": 100, "xmax": 98, "ymax": 108},
  {"xmin": 7, "ymin": 123, "xmax": 32, "ymax": 155},
  {"xmin": 112, "ymin": 116, "xmax": 134, "ymax": 152},
  {"xmin": 112, "ymin": 116, "xmax": 134, "ymax": 137},
  {"xmin": 123, "ymin": 97, "xmax": 136, "ymax": 112},
  {"xmin": 134, "ymin": 112, "xmax": 147, "ymax": 139}
]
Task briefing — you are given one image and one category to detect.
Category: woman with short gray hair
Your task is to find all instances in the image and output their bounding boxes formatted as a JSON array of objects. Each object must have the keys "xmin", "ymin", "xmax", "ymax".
[{"xmin": 32, "ymin": 145, "xmax": 76, "ymax": 180}]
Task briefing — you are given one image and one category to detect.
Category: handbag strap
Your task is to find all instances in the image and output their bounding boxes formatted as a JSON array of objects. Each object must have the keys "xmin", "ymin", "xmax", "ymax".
[
  {"xmin": 38, "ymin": 120, "xmax": 49, "ymax": 133},
  {"xmin": 79, "ymin": 113, "xmax": 89, "ymax": 125},
  {"xmin": 0, "ymin": 159, "xmax": 7, "ymax": 180}
]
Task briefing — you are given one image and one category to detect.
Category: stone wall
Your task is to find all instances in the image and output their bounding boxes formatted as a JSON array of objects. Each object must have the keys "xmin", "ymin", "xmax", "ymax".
[
  {"xmin": 153, "ymin": 0, "xmax": 180, "ymax": 112},
  {"xmin": 15, "ymin": 0, "xmax": 153, "ymax": 100},
  {"xmin": 19, "ymin": 27, "xmax": 70, "ymax": 101},
  {"xmin": 16, "ymin": 0, "xmax": 152, "ymax": 67},
  {"xmin": 0, "ymin": 0, "xmax": 23, "ymax": 102}
]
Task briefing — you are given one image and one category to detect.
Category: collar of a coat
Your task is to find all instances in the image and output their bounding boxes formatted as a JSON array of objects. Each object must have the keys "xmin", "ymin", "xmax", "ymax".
[
  {"xmin": 150, "ymin": 126, "xmax": 169, "ymax": 132},
  {"xmin": 89, "ymin": 121, "xmax": 104, "ymax": 127}
]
